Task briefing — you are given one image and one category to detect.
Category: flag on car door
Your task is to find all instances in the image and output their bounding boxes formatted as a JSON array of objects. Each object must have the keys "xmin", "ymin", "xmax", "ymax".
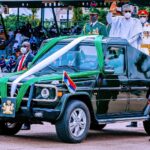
[{"xmin": 63, "ymin": 71, "xmax": 77, "ymax": 94}]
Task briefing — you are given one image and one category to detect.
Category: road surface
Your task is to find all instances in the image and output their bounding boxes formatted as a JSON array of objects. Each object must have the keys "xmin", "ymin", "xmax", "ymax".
[{"xmin": 0, "ymin": 122, "xmax": 149, "ymax": 150}]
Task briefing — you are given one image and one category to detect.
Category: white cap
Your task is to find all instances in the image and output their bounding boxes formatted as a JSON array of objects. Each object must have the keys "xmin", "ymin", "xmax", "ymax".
[{"xmin": 122, "ymin": 4, "xmax": 133, "ymax": 12}]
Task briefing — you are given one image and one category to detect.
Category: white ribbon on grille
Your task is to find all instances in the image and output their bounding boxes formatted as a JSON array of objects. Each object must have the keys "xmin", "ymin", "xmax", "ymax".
[{"xmin": 11, "ymin": 35, "xmax": 96, "ymax": 97}]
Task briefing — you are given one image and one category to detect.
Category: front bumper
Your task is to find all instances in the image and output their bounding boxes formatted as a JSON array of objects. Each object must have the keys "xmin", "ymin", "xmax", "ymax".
[{"xmin": 0, "ymin": 105, "xmax": 60, "ymax": 122}]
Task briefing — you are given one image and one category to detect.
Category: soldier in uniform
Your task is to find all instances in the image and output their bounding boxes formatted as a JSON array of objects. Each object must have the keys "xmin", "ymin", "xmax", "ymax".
[
  {"xmin": 82, "ymin": 8, "xmax": 108, "ymax": 37},
  {"xmin": 138, "ymin": 10, "xmax": 150, "ymax": 55}
]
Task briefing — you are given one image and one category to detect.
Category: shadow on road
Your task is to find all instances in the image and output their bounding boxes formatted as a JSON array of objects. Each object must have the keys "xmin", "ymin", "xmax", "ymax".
[
  {"xmin": 87, "ymin": 129, "xmax": 147, "ymax": 141},
  {"xmin": 1, "ymin": 128, "xmax": 147, "ymax": 144}
]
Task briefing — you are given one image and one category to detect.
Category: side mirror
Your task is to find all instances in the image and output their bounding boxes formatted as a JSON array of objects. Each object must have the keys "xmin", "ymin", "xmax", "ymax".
[{"xmin": 104, "ymin": 66, "xmax": 115, "ymax": 74}]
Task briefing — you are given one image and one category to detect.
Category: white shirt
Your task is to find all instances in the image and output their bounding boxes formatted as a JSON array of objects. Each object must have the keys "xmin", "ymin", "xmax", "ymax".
[
  {"xmin": 138, "ymin": 22, "xmax": 150, "ymax": 55},
  {"xmin": 106, "ymin": 12, "xmax": 143, "ymax": 49},
  {"xmin": 90, "ymin": 21, "xmax": 98, "ymax": 27},
  {"xmin": 15, "ymin": 33, "xmax": 22, "ymax": 46}
]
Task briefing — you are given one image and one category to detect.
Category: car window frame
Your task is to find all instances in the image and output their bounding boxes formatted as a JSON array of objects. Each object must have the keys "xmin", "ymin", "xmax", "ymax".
[{"xmin": 105, "ymin": 44, "xmax": 127, "ymax": 75}]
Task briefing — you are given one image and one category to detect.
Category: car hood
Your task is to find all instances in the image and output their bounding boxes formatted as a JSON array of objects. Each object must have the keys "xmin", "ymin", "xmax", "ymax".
[{"xmin": 6, "ymin": 70, "xmax": 99, "ymax": 85}]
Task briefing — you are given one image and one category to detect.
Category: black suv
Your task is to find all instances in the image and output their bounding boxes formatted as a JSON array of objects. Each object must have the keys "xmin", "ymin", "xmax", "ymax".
[{"xmin": 0, "ymin": 36, "xmax": 150, "ymax": 143}]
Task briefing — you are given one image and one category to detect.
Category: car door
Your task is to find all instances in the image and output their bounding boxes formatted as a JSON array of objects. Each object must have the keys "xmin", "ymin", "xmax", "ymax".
[
  {"xmin": 127, "ymin": 46, "xmax": 148, "ymax": 114},
  {"xmin": 96, "ymin": 45, "xmax": 129, "ymax": 117}
]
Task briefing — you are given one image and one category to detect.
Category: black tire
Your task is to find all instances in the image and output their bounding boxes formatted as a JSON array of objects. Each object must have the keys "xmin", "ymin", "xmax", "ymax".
[
  {"xmin": 0, "ymin": 122, "xmax": 22, "ymax": 135},
  {"xmin": 143, "ymin": 120, "xmax": 150, "ymax": 135},
  {"xmin": 55, "ymin": 100, "xmax": 91, "ymax": 143},
  {"xmin": 90, "ymin": 123, "xmax": 106, "ymax": 131}
]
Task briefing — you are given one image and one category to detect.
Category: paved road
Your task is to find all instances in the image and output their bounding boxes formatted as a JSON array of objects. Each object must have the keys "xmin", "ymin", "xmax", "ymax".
[{"xmin": 0, "ymin": 122, "xmax": 149, "ymax": 150}]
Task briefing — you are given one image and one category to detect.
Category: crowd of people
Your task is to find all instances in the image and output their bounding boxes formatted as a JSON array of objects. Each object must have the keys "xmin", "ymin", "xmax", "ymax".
[
  {"xmin": 0, "ymin": 2, "xmax": 150, "ymax": 75},
  {"xmin": 0, "ymin": 20, "xmax": 83, "ymax": 73},
  {"xmin": 83, "ymin": 2, "xmax": 150, "ymax": 50}
]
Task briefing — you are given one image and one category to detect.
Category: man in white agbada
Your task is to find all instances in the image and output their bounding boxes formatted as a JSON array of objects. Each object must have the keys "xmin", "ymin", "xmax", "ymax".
[{"xmin": 106, "ymin": 3, "xmax": 142, "ymax": 49}]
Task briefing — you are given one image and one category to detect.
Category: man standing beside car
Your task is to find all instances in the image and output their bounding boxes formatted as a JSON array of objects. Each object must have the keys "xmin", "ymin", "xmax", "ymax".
[{"xmin": 14, "ymin": 41, "xmax": 34, "ymax": 130}]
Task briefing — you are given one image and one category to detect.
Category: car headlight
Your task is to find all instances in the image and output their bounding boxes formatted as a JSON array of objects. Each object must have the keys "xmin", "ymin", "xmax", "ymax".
[
  {"xmin": 34, "ymin": 84, "xmax": 58, "ymax": 102},
  {"xmin": 41, "ymin": 88, "xmax": 50, "ymax": 99}
]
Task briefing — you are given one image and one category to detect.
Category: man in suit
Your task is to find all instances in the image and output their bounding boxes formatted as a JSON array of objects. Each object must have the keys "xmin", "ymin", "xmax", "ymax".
[
  {"xmin": 15, "ymin": 41, "xmax": 34, "ymax": 72},
  {"xmin": 82, "ymin": 8, "xmax": 108, "ymax": 37},
  {"xmin": 15, "ymin": 41, "xmax": 34, "ymax": 130}
]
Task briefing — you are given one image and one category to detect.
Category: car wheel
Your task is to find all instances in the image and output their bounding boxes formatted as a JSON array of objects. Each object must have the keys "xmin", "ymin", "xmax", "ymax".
[
  {"xmin": 143, "ymin": 120, "xmax": 150, "ymax": 135},
  {"xmin": 0, "ymin": 122, "xmax": 22, "ymax": 135},
  {"xmin": 56, "ymin": 100, "xmax": 91, "ymax": 143},
  {"xmin": 90, "ymin": 123, "xmax": 106, "ymax": 131}
]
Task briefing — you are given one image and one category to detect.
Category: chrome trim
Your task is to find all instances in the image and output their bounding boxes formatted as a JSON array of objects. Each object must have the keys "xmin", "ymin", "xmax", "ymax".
[
  {"xmin": 130, "ymin": 98, "xmax": 146, "ymax": 101},
  {"xmin": 97, "ymin": 116, "xmax": 149, "ymax": 124},
  {"xmin": 130, "ymin": 87, "xmax": 148, "ymax": 90},
  {"xmin": 7, "ymin": 83, "xmax": 58, "ymax": 102},
  {"xmin": 22, "ymin": 98, "xmax": 58, "ymax": 102}
]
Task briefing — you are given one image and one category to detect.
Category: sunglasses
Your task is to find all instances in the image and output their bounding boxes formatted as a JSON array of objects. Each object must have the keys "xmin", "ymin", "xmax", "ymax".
[
  {"xmin": 124, "ymin": 10, "xmax": 131, "ymax": 13},
  {"xmin": 139, "ymin": 16, "xmax": 147, "ymax": 18},
  {"xmin": 22, "ymin": 45, "xmax": 28, "ymax": 47}
]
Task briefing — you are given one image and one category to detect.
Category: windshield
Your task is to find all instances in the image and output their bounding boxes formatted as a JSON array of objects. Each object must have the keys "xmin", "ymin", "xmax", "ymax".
[{"xmin": 34, "ymin": 43, "xmax": 99, "ymax": 75}]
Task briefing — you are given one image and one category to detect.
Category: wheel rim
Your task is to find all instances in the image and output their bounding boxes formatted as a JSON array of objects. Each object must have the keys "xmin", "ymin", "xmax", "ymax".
[{"xmin": 69, "ymin": 108, "xmax": 87, "ymax": 137}]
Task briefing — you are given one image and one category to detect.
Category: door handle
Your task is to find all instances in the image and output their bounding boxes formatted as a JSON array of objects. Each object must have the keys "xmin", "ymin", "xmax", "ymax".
[{"xmin": 121, "ymin": 85, "xmax": 128, "ymax": 91}]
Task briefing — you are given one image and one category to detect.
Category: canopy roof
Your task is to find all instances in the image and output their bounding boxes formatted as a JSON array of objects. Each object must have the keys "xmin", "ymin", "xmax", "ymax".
[{"xmin": 0, "ymin": 0, "xmax": 149, "ymax": 8}]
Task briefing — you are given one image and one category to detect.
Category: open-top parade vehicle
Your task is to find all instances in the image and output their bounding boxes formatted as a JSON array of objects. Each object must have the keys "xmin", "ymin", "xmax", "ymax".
[{"xmin": 0, "ymin": 35, "xmax": 150, "ymax": 143}]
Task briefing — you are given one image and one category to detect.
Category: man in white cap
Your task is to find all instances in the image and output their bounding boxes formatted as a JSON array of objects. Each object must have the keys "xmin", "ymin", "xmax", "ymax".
[{"xmin": 106, "ymin": 3, "xmax": 142, "ymax": 49}]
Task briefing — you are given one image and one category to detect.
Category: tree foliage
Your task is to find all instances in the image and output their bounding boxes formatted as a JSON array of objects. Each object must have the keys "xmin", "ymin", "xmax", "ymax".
[
  {"xmin": 3, "ymin": 14, "xmax": 40, "ymax": 31},
  {"xmin": 72, "ymin": 7, "xmax": 83, "ymax": 23}
]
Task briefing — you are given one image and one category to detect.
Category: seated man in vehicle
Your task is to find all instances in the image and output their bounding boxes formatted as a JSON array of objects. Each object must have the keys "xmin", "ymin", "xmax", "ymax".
[{"xmin": 105, "ymin": 47, "xmax": 124, "ymax": 74}]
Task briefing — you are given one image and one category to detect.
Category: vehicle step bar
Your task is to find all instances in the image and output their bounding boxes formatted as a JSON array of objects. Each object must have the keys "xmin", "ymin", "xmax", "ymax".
[{"xmin": 97, "ymin": 116, "xmax": 150, "ymax": 124}]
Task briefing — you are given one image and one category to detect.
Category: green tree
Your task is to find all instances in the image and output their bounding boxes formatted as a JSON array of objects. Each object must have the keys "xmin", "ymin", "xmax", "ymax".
[
  {"xmin": 72, "ymin": 7, "xmax": 83, "ymax": 24},
  {"xmin": 28, "ymin": 8, "xmax": 39, "ymax": 20},
  {"xmin": 28, "ymin": 8, "xmax": 40, "ymax": 27},
  {"xmin": 98, "ymin": 8, "xmax": 108, "ymax": 25},
  {"xmin": 3, "ymin": 14, "xmax": 40, "ymax": 31}
]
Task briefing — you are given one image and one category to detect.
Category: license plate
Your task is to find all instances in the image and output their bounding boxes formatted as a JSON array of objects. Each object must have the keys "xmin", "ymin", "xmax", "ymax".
[{"xmin": 0, "ymin": 98, "xmax": 16, "ymax": 118}]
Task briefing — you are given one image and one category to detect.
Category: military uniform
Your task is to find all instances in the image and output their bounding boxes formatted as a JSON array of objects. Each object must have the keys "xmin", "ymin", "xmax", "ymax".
[
  {"xmin": 82, "ymin": 7, "xmax": 108, "ymax": 37},
  {"xmin": 138, "ymin": 10, "xmax": 150, "ymax": 55},
  {"xmin": 82, "ymin": 21, "xmax": 108, "ymax": 36},
  {"xmin": 139, "ymin": 23, "xmax": 150, "ymax": 55}
]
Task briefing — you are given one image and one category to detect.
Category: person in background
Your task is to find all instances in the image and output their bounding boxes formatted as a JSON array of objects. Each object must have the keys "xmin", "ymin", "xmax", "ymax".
[
  {"xmin": 6, "ymin": 56, "xmax": 16, "ymax": 72},
  {"xmin": 138, "ymin": 10, "xmax": 149, "ymax": 27},
  {"xmin": 0, "ymin": 56, "xmax": 6, "ymax": 72},
  {"xmin": 15, "ymin": 41, "xmax": 34, "ymax": 72},
  {"xmin": 29, "ymin": 34, "xmax": 37, "ymax": 45},
  {"xmin": 138, "ymin": 10, "xmax": 150, "ymax": 55},
  {"xmin": 82, "ymin": 7, "xmax": 108, "ymax": 37},
  {"xmin": 106, "ymin": 3, "xmax": 142, "ymax": 49},
  {"xmin": 31, "ymin": 43, "xmax": 38, "ymax": 56},
  {"xmin": 15, "ymin": 30, "xmax": 22, "ymax": 46},
  {"xmin": 15, "ymin": 48, "xmax": 22, "ymax": 59},
  {"xmin": 14, "ymin": 41, "xmax": 34, "ymax": 130},
  {"xmin": 8, "ymin": 29, "xmax": 14, "ymax": 40},
  {"xmin": 12, "ymin": 40, "xmax": 19, "ymax": 54}
]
